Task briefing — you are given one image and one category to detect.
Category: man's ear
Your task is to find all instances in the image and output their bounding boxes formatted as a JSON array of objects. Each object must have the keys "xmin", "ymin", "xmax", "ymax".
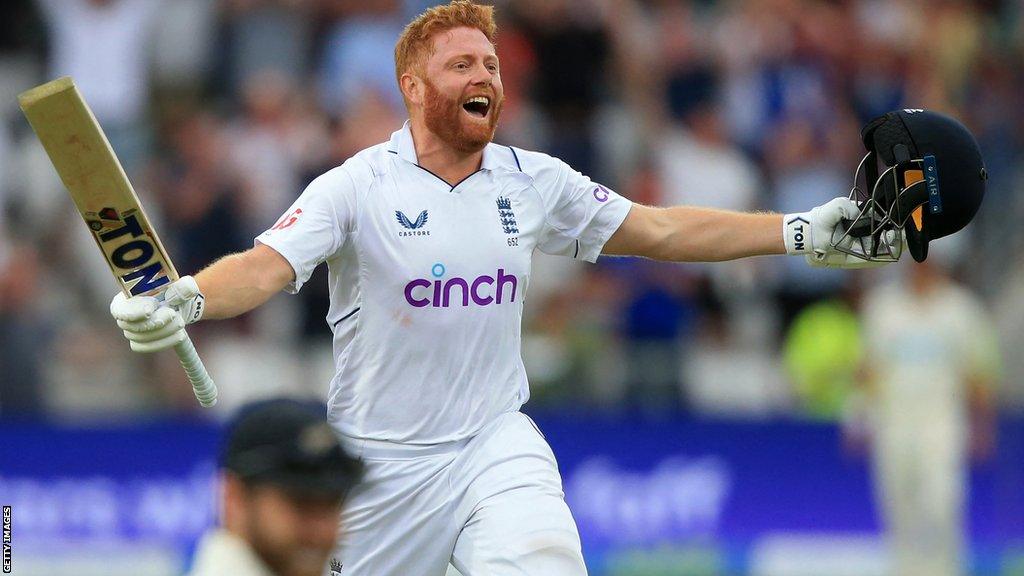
[
  {"xmin": 222, "ymin": 472, "xmax": 251, "ymax": 533},
  {"xmin": 400, "ymin": 72, "xmax": 423, "ymax": 106}
]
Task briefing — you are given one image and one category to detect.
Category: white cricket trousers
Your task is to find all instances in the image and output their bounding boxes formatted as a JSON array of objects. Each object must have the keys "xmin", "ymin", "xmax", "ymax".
[
  {"xmin": 333, "ymin": 411, "xmax": 588, "ymax": 576},
  {"xmin": 874, "ymin": 433, "xmax": 965, "ymax": 576}
]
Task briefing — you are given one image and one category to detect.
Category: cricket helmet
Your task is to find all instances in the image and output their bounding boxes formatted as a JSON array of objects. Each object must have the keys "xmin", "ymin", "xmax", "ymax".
[{"xmin": 836, "ymin": 109, "xmax": 987, "ymax": 262}]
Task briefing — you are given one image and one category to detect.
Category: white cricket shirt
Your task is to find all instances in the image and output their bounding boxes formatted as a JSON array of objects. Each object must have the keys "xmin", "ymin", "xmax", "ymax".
[
  {"xmin": 186, "ymin": 529, "xmax": 275, "ymax": 576},
  {"xmin": 862, "ymin": 280, "xmax": 1000, "ymax": 451},
  {"xmin": 257, "ymin": 122, "xmax": 632, "ymax": 444}
]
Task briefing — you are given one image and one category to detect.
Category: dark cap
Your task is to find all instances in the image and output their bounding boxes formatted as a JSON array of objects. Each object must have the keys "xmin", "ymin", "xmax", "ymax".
[{"xmin": 221, "ymin": 399, "xmax": 363, "ymax": 497}]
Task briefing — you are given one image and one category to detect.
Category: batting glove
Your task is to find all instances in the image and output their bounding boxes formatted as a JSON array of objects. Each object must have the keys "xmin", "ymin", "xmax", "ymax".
[
  {"xmin": 784, "ymin": 198, "xmax": 892, "ymax": 269},
  {"xmin": 109, "ymin": 276, "xmax": 205, "ymax": 353}
]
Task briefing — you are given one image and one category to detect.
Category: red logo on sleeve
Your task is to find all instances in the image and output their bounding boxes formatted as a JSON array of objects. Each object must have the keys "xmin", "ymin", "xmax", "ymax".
[{"xmin": 271, "ymin": 208, "xmax": 303, "ymax": 230}]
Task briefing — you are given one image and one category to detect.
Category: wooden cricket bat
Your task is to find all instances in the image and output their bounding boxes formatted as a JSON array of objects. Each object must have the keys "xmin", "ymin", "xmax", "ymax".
[{"xmin": 18, "ymin": 77, "xmax": 218, "ymax": 408}]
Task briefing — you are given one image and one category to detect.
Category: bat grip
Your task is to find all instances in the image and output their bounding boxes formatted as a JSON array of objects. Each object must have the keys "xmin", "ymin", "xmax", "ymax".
[{"xmin": 173, "ymin": 335, "xmax": 218, "ymax": 407}]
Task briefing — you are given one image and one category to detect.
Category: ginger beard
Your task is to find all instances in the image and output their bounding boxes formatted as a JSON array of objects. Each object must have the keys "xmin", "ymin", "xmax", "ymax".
[{"xmin": 422, "ymin": 76, "xmax": 503, "ymax": 154}]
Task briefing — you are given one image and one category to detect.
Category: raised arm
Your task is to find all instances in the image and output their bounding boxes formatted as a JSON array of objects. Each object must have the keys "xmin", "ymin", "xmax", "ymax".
[
  {"xmin": 108, "ymin": 245, "xmax": 295, "ymax": 353},
  {"xmin": 602, "ymin": 204, "xmax": 784, "ymax": 261},
  {"xmin": 520, "ymin": 149, "xmax": 877, "ymax": 268},
  {"xmin": 195, "ymin": 244, "xmax": 295, "ymax": 319},
  {"xmin": 110, "ymin": 163, "xmax": 360, "ymax": 353},
  {"xmin": 602, "ymin": 197, "xmax": 883, "ymax": 268}
]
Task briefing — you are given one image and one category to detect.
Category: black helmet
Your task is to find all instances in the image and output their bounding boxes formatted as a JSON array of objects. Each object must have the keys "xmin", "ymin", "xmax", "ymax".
[{"xmin": 836, "ymin": 109, "xmax": 987, "ymax": 262}]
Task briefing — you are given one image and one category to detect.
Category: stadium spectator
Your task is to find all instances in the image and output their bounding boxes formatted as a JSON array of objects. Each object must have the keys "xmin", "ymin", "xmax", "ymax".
[
  {"xmin": 317, "ymin": 0, "xmax": 407, "ymax": 118},
  {"xmin": 36, "ymin": 0, "xmax": 160, "ymax": 172},
  {"xmin": 0, "ymin": 244, "xmax": 49, "ymax": 415},
  {"xmin": 783, "ymin": 295, "xmax": 862, "ymax": 420},
  {"xmin": 511, "ymin": 0, "xmax": 610, "ymax": 178},
  {"xmin": 218, "ymin": 0, "xmax": 316, "ymax": 97}
]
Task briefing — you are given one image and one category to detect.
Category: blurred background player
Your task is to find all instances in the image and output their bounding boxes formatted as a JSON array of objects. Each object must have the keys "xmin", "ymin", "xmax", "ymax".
[
  {"xmin": 187, "ymin": 398, "xmax": 363, "ymax": 576},
  {"xmin": 854, "ymin": 251, "xmax": 1000, "ymax": 576}
]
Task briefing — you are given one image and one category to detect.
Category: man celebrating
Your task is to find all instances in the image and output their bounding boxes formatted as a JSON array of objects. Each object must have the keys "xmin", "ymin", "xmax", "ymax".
[
  {"xmin": 114, "ymin": 2, "xmax": 880, "ymax": 574},
  {"xmin": 187, "ymin": 399, "xmax": 363, "ymax": 576}
]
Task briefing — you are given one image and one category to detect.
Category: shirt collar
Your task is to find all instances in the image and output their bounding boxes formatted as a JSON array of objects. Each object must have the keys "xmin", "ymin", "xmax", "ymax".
[
  {"xmin": 388, "ymin": 120, "xmax": 504, "ymax": 172},
  {"xmin": 389, "ymin": 120, "xmax": 419, "ymax": 164}
]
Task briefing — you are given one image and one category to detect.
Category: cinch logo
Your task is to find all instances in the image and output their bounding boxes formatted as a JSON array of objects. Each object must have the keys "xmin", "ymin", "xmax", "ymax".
[
  {"xmin": 404, "ymin": 264, "xmax": 518, "ymax": 308},
  {"xmin": 593, "ymin": 185, "xmax": 610, "ymax": 203}
]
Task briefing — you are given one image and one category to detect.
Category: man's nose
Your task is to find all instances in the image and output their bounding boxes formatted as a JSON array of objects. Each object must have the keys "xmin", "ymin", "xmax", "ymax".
[{"xmin": 470, "ymin": 62, "xmax": 492, "ymax": 85}]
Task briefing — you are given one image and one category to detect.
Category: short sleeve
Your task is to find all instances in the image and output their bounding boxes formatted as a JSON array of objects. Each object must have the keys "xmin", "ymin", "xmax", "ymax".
[
  {"xmin": 255, "ymin": 166, "xmax": 359, "ymax": 293},
  {"xmin": 517, "ymin": 151, "xmax": 631, "ymax": 262}
]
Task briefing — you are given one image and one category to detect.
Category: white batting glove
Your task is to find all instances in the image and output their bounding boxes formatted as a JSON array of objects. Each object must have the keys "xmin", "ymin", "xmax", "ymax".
[
  {"xmin": 109, "ymin": 276, "xmax": 205, "ymax": 353},
  {"xmin": 784, "ymin": 198, "xmax": 891, "ymax": 269}
]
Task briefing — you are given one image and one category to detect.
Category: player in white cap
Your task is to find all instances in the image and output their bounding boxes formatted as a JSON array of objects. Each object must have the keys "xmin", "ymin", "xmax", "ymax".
[{"xmin": 110, "ymin": 2, "xmax": 884, "ymax": 574}]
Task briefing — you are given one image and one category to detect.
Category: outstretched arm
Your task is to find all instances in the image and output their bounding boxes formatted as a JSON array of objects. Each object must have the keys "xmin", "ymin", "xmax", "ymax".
[
  {"xmin": 195, "ymin": 244, "xmax": 295, "ymax": 319},
  {"xmin": 602, "ymin": 204, "xmax": 784, "ymax": 261},
  {"xmin": 603, "ymin": 198, "xmax": 882, "ymax": 268}
]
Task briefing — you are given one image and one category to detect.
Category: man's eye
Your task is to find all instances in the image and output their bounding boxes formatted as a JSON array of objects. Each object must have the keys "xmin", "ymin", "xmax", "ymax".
[{"xmin": 454, "ymin": 62, "xmax": 468, "ymax": 70}]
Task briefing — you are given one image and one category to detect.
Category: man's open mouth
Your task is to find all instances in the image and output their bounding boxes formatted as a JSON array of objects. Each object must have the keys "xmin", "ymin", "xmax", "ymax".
[{"xmin": 462, "ymin": 96, "xmax": 491, "ymax": 118}]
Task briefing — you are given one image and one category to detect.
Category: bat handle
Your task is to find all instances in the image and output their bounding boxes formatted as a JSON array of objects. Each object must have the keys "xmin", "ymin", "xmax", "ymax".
[{"xmin": 173, "ymin": 335, "xmax": 218, "ymax": 407}]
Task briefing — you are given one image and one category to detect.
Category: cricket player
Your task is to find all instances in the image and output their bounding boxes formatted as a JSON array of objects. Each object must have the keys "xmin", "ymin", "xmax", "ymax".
[
  {"xmin": 111, "ymin": 2, "xmax": 887, "ymax": 574},
  {"xmin": 187, "ymin": 399, "xmax": 363, "ymax": 576},
  {"xmin": 858, "ymin": 257, "xmax": 999, "ymax": 576}
]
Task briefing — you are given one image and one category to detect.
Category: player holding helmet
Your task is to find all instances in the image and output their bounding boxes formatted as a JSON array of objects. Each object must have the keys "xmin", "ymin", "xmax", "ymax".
[{"xmin": 110, "ymin": 2, "xmax": 985, "ymax": 574}]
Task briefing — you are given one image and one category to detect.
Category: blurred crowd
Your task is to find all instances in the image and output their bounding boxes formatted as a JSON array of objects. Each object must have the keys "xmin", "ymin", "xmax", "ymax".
[{"xmin": 1, "ymin": 0, "xmax": 1022, "ymax": 420}]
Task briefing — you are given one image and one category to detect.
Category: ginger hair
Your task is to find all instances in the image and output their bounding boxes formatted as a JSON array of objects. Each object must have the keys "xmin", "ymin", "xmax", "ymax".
[{"xmin": 394, "ymin": 1, "xmax": 497, "ymax": 102}]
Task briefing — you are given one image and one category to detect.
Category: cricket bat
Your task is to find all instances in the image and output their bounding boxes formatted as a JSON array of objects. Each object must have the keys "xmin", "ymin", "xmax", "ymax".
[{"xmin": 18, "ymin": 77, "xmax": 218, "ymax": 408}]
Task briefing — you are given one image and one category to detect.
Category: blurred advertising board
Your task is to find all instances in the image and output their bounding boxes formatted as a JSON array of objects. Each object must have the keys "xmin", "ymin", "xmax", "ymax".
[{"xmin": 1, "ymin": 416, "xmax": 1021, "ymax": 575}]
